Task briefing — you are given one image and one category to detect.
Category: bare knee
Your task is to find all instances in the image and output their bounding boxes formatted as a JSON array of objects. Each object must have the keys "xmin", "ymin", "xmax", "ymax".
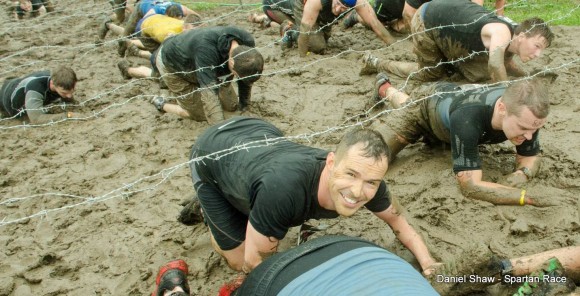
[{"xmin": 210, "ymin": 234, "xmax": 245, "ymax": 271}]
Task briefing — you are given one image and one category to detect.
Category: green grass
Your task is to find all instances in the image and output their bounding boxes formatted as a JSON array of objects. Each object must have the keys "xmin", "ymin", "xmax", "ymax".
[
  {"xmin": 178, "ymin": 0, "xmax": 580, "ymax": 25},
  {"xmin": 484, "ymin": 0, "xmax": 579, "ymax": 25},
  {"xmin": 178, "ymin": 0, "xmax": 260, "ymax": 11}
]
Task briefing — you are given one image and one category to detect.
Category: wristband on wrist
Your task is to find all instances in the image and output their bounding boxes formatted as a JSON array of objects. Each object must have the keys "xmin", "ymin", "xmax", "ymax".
[
  {"xmin": 519, "ymin": 189, "xmax": 526, "ymax": 206},
  {"xmin": 66, "ymin": 111, "xmax": 72, "ymax": 119}
]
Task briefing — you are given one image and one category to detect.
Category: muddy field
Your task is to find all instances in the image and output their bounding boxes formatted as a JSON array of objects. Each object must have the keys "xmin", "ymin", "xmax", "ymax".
[{"xmin": 0, "ymin": 0, "xmax": 578, "ymax": 295}]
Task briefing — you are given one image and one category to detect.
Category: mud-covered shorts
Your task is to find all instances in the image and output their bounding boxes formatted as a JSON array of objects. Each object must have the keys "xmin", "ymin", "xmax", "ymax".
[
  {"xmin": 411, "ymin": 3, "xmax": 491, "ymax": 82},
  {"xmin": 383, "ymin": 82, "xmax": 461, "ymax": 144}
]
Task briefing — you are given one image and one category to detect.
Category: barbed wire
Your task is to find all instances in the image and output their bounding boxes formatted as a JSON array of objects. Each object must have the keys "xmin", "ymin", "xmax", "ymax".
[{"xmin": 0, "ymin": 0, "xmax": 578, "ymax": 226}]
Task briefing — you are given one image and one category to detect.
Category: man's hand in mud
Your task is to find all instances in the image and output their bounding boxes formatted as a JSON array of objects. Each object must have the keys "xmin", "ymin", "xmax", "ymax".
[
  {"xmin": 423, "ymin": 262, "xmax": 444, "ymax": 276},
  {"xmin": 503, "ymin": 171, "xmax": 528, "ymax": 187}
]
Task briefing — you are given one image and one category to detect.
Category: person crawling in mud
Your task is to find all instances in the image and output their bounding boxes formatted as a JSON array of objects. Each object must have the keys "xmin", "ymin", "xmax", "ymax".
[
  {"xmin": 371, "ymin": 75, "xmax": 557, "ymax": 206},
  {"xmin": 285, "ymin": 0, "xmax": 396, "ymax": 56},
  {"xmin": 13, "ymin": 0, "xmax": 54, "ymax": 20},
  {"xmin": 360, "ymin": 0, "xmax": 553, "ymax": 83},
  {"xmin": 0, "ymin": 66, "xmax": 79, "ymax": 124},
  {"xmin": 180, "ymin": 116, "xmax": 440, "ymax": 276}
]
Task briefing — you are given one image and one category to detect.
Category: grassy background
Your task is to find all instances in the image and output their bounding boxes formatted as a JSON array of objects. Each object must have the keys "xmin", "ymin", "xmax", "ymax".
[
  {"xmin": 179, "ymin": 0, "xmax": 580, "ymax": 26},
  {"xmin": 483, "ymin": 0, "xmax": 579, "ymax": 25}
]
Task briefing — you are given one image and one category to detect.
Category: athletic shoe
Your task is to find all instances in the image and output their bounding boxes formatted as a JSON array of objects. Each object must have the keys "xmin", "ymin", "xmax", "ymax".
[
  {"xmin": 359, "ymin": 51, "xmax": 379, "ymax": 75},
  {"xmin": 97, "ymin": 16, "xmax": 112, "ymax": 40},
  {"xmin": 177, "ymin": 195, "xmax": 204, "ymax": 226},
  {"xmin": 279, "ymin": 21, "xmax": 295, "ymax": 50},
  {"xmin": 151, "ymin": 260, "xmax": 190, "ymax": 296},
  {"xmin": 117, "ymin": 59, "xmax": 132, "ymax": 80},
  {"xmin": 117, "ymin": 39, "xmax": 128, "ymax": 57},
  {"xmin": 151, "ymin": 96, "xmax": 166, "ymax": 113},
  {"xmin": 126, "ymin": 43, "xmax": 141, "ymax": 57},
  {"xmin": 373, "ymin": 72, "xmax": 390, "ymax": 101},
  {"xmin": 342, "ymin": 12, "xmax": 358, "ymax": 29}
]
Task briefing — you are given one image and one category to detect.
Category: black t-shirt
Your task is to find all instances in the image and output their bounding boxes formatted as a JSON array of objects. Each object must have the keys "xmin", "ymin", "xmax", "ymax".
[
  {"xmin": 423, "ymin": 0, "xmax": 514, "ymax": 52},
  {"xmin": 193, "ymin": 117, "xmax": 391, "ymax": 239},
  {"xmin": 317, "ymin": 0, "xmax": 340, "ymax": 26},
  {"xmin": 440, "ymin": 85, "xmax": 540, "ymax": 173},
  {"xmin": 161, "ymin": 26, "xmax": 256, "ymax": 93},
  {"xmin": 374, "ymin": 0, "xmax": 405, "ymax": 23},
  {"xmin": 405, "ymin": 0, "xmax": 429, "ymax": 10},
  {"xmin": 0, "ymin": 71, "xmax": 62, "ymax": 117}
]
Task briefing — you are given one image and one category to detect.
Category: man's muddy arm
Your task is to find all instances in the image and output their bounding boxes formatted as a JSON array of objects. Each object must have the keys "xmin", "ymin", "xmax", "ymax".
[
  {"xmin": 356, "ymin": 1, "xmax": 395, "ymax": 45},
  {"xmin": 455, "ymin": 169, "xmax": 553, "ymax": 207},
  {"xmin": 297, "ymin": 0, "xmax": 320, "ymax": 57},
  {"xmin": 242, "ymin": 222, "xmax": 279, "ymax": 274},
  {"xmin": 374, "ymin": 204, "xmax": 439, "ymax": 274}
]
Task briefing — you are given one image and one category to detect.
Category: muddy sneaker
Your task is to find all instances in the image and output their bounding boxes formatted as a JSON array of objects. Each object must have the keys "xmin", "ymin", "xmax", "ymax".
[
  {"xmin": 97, "ymin": 16, "xmax": 112, "ymax": 41},
  {"xmin": 360, "ymin": 51, "xmax": 379, "ymax": 75},
  {"xmin": 177, "ymin": 195, "xmax": 204, "ymax": 225},
  {"xmin": 342, "ymin": 12, "xmax": 359, "ymax": 29},
  {"xmin": 151, "ymin": 96, "xmax": 166, "ymax": 113},
  {"xmin": 151, "ymin": 259, "xmax": 190, "ymax": 296},
  {"xmin": 279, "ymin": 21, "xmax": 295, "ymax": 50},
  {"xmin": 117, "ymin": 59, "xmax": 132, "ymax": 80},
  {"xmin": 126, "ymin": 43, "xmax": 141, "ymax": 57},
  {"xmin": 117, "ymin": 39, "xmax": 128, "ymax": 57},
  {"xmin": 373, "ymin": 72, "xmax": 390, "ymax": 101}
]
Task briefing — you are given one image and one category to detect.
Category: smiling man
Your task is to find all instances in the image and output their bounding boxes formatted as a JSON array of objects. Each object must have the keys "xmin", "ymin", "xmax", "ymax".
[
  {"xmin": 373, "ymin": 76, "xmax": 554, "ymax": 206},
  {"xmin": 361, "ymin": 0, "xmax": 553, "ymax": 83},
  {"xmin": 0, "ymin": 66, "xmax": 78, "ymax": 123},
  {"xmin": 185, "ymin": 116, "xmax": 438, "ymax": 275}
]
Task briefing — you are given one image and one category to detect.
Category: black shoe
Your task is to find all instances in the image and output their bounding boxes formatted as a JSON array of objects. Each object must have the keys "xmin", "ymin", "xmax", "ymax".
[
  {"xmin": 151, "ymin": 96, "xmax": 166, "ymax": 113},
  {"xmin": 373, "ymin": 72, "xmax": 390, "ymax": 101},
  {"xmin": 97, "ymin": 16, "xmax": 112, "ymax": 40},
  {"xmin": 117, "ymin": 39, "xmax": 128, "ymax": 57},
  {"xmin": 117, "ymin": 59, "xmax": 132, "ymax": 80},
  {"xmin": 177, "ymin": 195, "xmax": 203, "ymax": 225},
  {"xmin": 279, "ymin": 21, "xmax": 295, "ymax": 50}
]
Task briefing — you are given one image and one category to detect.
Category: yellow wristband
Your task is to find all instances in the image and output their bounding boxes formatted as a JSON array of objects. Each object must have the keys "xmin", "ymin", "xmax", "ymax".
[
  {"xmin": 66, "ymin": 111, "xmax": 72, "ymax": 119},
  {"xmin": 519, "ymin": 189, "xmax": 526, "ymax": 206}
]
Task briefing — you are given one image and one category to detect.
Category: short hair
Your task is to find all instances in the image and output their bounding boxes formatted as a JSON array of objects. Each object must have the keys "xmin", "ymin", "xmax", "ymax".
[
  {"xmin": 514, "ymin": 17, "xmax": 554, "ymax": 47},
  {"xmin": 183, "ymin": 14, "xmax": 202, "ymax": 26},
  {"xmin": 51, "ymin": 66, "xmax": 77, "ymax": 90},
  {"xmin": 334, "ymin": 127, "xmax": 390, "ymax": 164},
  {"xmin": 502, "ymin": 79, "xmax": 550, "ymax": 119},
  {"xmin": 231, "ymin": 45, "xmax": 264, "ymax": 84},
  {"xmin": 166, "ymin": 4, "xmax": 183, "ymax": 18}
]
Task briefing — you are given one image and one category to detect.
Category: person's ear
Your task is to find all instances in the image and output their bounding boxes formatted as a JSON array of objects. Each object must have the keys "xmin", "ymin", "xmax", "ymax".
[
  {"xmin": 497, "ymin": 99, "xmax": 507, "ymax": 116},
  {"xmin": 326, "ymin": 152, "xmax": 335, "ymax": 169}
]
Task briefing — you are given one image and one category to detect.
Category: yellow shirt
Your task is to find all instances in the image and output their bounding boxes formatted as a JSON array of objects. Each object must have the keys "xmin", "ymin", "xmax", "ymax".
[{"xmin": 141, "ymin": 14, "xmax": 184, "ymax": 43}]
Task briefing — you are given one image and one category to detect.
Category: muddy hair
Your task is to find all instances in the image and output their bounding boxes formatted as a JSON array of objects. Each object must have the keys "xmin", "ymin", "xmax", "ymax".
[
  {"xmin": 166, "ymin": 4, "xmax": 183, "ymax": 18},
  {"xmin": 502, "ymin": 79, "xmax": 550, "ymax": 119},
  {"xmin": 183, "ymin": 14, "xmax": 202, "ymax": 26},
  {"xmin": 334, "ymin": 127, "xmax": 390, "ymax": 164},
  {"xmin": 231, "ymin": 45, "xmax": 264, "ymax": 84},
  {"xmin": 514, "ymin": 17, "xmax": 554, "ymax": 47},
  {"xmin": 51, "ymin": 66, "xmax": 77, "ymax": 90}
]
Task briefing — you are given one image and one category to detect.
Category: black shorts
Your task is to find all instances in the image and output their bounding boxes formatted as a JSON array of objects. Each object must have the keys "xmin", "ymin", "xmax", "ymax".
[
  {"xmin": 189, "ymin": 148, "xmax": 247, "ymax": 251},
  {"xmin": 16, "ymin": 0, "xmax": 45, "ymax": 15}
]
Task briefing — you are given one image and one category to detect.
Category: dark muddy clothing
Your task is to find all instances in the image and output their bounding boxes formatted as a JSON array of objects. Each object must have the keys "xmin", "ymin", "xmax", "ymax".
[
  {"xmin": 263, "ymin": 0, "xmax": 294, "ymax": 17},
  {"xmin": 374, "ymin": 0, "xmax": 429, "ymax": 23},
  {"xmin": 410, "ymin": 0, "xmax": 515, "ymax": 82},
  {"xmin": 0, "ymin": 71, "xmax": 70, "ymax": 124},
  {"xmin": 383, "ymin": 83, "xmax": 540, "ymax": 173},
  {"xmin": 190, "ymin": 117, "xmax": 392, "ymax": 250}
]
